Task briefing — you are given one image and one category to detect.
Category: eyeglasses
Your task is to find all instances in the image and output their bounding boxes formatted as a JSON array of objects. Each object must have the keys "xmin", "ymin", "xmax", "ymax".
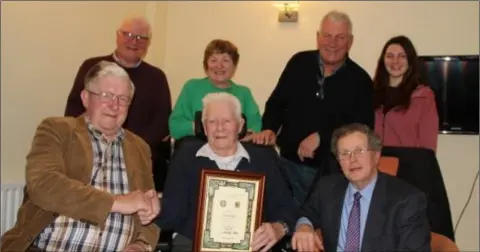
[
  {"xmin": 337, "ymin": 147, "xmax": 372, "ymax": 161},
  {"xmin": 87, "ymin": 90, "xmax": 131, "ymax": 107},
  {"xmin": 118, "ymin": 30, "xmax": 150, "ymax": 42}
]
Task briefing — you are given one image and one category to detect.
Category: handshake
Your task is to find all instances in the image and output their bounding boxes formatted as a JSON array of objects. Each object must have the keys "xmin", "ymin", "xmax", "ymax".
[{"xmin": 111, "ymin": 189, "xmax": 161, "ymax": 225}]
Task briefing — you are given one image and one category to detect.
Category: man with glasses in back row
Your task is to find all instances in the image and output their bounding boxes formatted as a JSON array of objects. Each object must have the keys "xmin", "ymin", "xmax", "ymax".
[{"xmin": 64, "ymin": 15, "xmax": 172, "ymax": 192}]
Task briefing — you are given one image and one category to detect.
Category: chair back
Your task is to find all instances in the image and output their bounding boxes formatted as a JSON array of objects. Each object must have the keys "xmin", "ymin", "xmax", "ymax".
[
  {"xmin": 378, "ymin": 156, "xmax": 399, "ymax": 176},
  {"xmin": 431, "ymin": 232, "xmax": 459, "ymax": 251}
]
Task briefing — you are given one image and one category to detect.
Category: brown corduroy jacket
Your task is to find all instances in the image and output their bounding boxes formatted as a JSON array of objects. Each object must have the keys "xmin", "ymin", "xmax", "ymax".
[{"xmin": 1, "ymin": 116, "xmax": 160, "ymax": 251}]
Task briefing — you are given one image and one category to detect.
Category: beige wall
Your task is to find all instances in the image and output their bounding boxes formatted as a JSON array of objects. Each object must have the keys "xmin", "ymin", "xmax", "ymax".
[
  {"xmin": 1, "ymin": 1, "xmax": 478, "ymax": 250},
  {"xmin": 0, "ymin": 1, "xmax": 167, "ymax": 182}
]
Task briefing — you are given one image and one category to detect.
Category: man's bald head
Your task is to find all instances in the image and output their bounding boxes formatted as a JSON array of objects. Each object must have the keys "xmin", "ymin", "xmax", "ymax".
[{"xmin": 118, "ymin": 16, "xmax": 152, "ymax": 38}]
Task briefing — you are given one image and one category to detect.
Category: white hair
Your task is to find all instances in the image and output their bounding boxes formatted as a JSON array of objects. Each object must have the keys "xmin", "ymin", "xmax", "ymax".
[
  {"xmin": 84, "ymin": 61, "xmax": 135, "ymax": 96},
  {"xmin": 119, "ymin": 15, "xmax": 152, "ymax": 37},
  {"xmin": 202, "ymin": 92, "xmax": 242, "ymax": 122},
  {"xmin": 320, "ymin": 10, "xmax": 353, "ymax": 35}
]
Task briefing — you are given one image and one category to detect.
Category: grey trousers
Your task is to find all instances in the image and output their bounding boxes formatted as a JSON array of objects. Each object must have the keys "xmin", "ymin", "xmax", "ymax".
[{"xmin": 171, "ymin": 233, "xmax": 193, "ymax": 252}]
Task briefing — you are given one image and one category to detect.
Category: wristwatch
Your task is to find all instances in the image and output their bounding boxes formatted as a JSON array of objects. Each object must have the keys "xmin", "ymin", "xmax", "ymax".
[
  {"xmin": 277, "ymin": 221, "xmax": 290, "ymax": 235},
  {"xmin": 136, "ymin": 239, "xmax": 153, "ymax": 252}
]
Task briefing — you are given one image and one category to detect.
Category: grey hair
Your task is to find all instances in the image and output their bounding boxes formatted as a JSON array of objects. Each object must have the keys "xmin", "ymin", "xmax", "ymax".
[
  {"xmin": 119, "ymin": 15, "xmax": 152, "ymax": 38},
  {"xmin": 320, "ymin": 10, "xmax": 353, "ymax": 35},
  {"xmin": 331, "ymin": 123, "xmax": 382, "ymax": 155},
  {"xmin": 202, "ymin": 92, "xmax": 242, "ymax": 122},
  {"xmin": 84, "ymin": 61, "xmax": 135, "ymax": 96}
]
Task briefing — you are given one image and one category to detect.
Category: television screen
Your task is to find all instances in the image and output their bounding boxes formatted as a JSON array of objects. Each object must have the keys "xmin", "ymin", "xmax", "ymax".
[{"xmin": 418, "ymin": 55, "xmax": 479, "ymax": 135}]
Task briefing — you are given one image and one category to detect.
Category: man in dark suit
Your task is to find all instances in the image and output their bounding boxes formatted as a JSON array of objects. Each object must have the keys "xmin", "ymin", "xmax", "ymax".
[{"xmin": 292, "ymin": 123, "xmax": 431, "ymax": 252}]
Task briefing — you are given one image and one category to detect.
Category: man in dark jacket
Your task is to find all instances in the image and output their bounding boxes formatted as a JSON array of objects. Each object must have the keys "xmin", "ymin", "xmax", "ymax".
[{"xmin": 252, "ymin": 10, "xmax": 374, "ymax": 208}]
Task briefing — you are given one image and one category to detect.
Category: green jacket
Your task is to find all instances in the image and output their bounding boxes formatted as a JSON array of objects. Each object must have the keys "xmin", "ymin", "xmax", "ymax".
[{"xmin": 169, "ymin": 78, "xmax": 262, "ymax": 139}]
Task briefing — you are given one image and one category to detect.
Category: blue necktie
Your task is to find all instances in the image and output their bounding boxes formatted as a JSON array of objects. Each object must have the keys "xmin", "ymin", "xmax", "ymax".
[{"xmin": 345, "ymin": 192, "xmax": 362, "ymax": 251}]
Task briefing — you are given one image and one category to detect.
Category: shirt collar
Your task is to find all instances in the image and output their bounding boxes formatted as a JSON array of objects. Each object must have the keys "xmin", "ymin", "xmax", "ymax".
[
  {"xmin": 346, "ymin": 174, "xmax": 378, "ymax": 204},
  {"xmin": 196, "ymin": 142, "xmax": 250, "ymax": 162},
  {"xmin": 318, "ymin": 53, "xmax": 347, "ymax": 77},
  {"xmin": 84, "ymin": 116, "xmax": 125, "ymax": 142},
  {"xmin": 112, "ymin": 52, "xmax": 142, "ymax": 68}
]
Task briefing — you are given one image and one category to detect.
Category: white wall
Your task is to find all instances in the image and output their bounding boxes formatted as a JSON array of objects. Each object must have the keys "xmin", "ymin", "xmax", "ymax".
[
  {"xmin": 162, "ymin": 1, "xmax": 479, "ymax": 250},
  {"xmin": 1, "ymin": 1, "xmax": 478, "ymax": 250}
]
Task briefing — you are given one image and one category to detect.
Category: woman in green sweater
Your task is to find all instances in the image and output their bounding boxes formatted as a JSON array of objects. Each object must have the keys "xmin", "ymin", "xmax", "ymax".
[{"xmin": 169, "ymin": 39, "xmax": 262, "ymax": 140}]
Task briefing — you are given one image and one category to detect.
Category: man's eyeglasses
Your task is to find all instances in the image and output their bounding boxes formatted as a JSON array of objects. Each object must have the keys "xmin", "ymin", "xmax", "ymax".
[
  {"xmin": 337, "ymin": 147, "xmax": 372, "ymax": 161},
  {"xmin": 118, "ymin": 30, "xmax": 150, "ymax": 42},
  {"xmin": 87, "ymin": 90, "xmax": 131, "ymax": 107}
]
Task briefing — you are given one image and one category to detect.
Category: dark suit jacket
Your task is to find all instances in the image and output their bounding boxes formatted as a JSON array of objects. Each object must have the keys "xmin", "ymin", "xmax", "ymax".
[
  {"xmin": 300, "ymin": 172, "xmax": 431, "ymax": 252},
  {"xmin": 1, "ymin": 116, "xmax": 159, "ymax": 251},
  {"xmin": 312, "ymin": 146, "xmax": 455, "ymax": 241}
]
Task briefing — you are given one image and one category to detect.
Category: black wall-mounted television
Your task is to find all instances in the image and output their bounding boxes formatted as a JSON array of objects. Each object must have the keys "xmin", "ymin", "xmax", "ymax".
[{"xmin": 418, "ymin": 55, "xmax": 479, "ymax": 135}]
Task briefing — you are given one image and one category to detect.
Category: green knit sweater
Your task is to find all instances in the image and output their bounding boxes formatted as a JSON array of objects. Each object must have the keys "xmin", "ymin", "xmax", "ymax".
[{"xmin": 169, "ymin": 78, "xmax": 262, "ymax": 140}]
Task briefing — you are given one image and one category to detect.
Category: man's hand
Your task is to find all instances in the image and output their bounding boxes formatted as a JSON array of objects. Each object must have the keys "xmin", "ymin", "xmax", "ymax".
[
  {"xmin": 240, "ymin": 132, "xmax": 254, "ymax": 142},
  {"xmin": 137, "ymin": 189, "xmax": 161, "ymax": 225},
  {"xmin": 111, "ymin": 190, "xmax": 151, "ymax": 215},
  {"xmin": 251, "ymin": 130, "xmax": 276, "ymax": 145},
  {"xmin": 251, "ymin": 222, "xmax": 285, "ymax": 252},
  {"xmin": 297, "ymin": 133, "xmax": 320, "ymax": 161},
  {"xmin": 291, "ymin": 224, "xmax": 323, "ymax": 252},
  {"xmin": 122, "ymin": 242, "xmax": 148, "ymax": 252}
]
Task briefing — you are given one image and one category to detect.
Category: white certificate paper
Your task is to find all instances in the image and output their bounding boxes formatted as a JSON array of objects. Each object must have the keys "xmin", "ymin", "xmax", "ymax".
[{"xmin": 200, "ymin": 176, "xmax": 261, "ymax": 252}]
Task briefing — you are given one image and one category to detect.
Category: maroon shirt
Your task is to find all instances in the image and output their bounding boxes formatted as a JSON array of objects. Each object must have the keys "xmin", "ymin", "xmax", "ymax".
[{"xmin": 64, "ymin": 55, "xmax": 172, "ymax": 161}]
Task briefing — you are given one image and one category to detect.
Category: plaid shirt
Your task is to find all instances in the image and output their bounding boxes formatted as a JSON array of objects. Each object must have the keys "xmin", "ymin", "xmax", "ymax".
[{"xmin": 34, "ymin": 121, "xmax": 134, "ymax": 251}]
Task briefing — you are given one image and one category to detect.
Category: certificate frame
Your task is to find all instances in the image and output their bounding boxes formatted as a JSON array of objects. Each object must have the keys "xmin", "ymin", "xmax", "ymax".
[{"xmin": 194, "ymin": 169, "xmax": 266, "ymax": 252}]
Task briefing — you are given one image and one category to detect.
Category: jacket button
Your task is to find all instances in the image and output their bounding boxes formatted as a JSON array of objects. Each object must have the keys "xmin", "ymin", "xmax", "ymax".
[{"xmin": 52, "ymin": 213, "xmax": 59, "ymax": 217}]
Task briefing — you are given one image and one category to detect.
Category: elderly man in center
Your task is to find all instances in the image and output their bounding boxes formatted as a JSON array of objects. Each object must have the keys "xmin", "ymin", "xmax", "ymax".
[
  {"xmin": 159, "ymin": 92, "xmax": 295, "ymax": 252},
  {"xmin": 1, "ymin": 61, "xmax": 160, "ymax": 252}
]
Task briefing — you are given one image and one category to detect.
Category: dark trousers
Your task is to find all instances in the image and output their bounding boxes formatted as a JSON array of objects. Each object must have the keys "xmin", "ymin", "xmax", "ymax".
[
  {"xmin": 171, "ymin": 233, "xmax": 193, "ymax": 252},
  {"xmin": 278, "ymin": 157, "xmax": 317, "ymax": 210}
]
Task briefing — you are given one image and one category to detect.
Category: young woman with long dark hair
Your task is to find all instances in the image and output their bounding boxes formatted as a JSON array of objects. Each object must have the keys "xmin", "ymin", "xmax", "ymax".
[{"xmin": 373, "ymin": 36, "xmax": 439, "ymax": 151}]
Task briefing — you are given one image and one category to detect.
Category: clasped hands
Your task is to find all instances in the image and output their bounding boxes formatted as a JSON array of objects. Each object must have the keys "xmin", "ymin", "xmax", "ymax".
[{"xmin": 111, "ymin": 189, "xmax": 160, "ymax": 225}]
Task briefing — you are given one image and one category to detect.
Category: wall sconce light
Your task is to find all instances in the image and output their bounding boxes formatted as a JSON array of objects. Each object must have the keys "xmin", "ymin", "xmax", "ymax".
[{"xmin": 273, "ymin": 1, "xmax": 299, "ymax": 23}]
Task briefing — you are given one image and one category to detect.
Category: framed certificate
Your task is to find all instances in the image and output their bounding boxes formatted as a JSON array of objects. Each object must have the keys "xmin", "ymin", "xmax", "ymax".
[{"xmin": 194, "ymin": 169, "xmax": 266, "ymax": 252}]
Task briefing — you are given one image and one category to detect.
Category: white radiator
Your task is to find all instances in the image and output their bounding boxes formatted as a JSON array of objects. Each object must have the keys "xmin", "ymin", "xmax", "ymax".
[{"xmin": 1, "ymin": 183, "xmax": 24, "ymax": 236}]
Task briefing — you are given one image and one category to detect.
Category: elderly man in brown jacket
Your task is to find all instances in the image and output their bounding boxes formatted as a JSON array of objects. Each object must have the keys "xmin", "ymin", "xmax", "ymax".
[{"xmin": 1, "ymin": 61, "xmax": 160, "ymax": 252}]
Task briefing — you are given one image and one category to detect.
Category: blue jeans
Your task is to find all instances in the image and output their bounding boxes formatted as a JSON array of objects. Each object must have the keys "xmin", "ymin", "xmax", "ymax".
[{"xmin": 278, "ymin": 157, "xmax": 317, "ymax": 209}]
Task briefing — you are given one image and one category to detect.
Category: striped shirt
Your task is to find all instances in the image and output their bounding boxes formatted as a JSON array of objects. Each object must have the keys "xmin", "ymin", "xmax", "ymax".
[{"xmin": 34, "ymin": 120, "xmax": 134, "ymax": 251}]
